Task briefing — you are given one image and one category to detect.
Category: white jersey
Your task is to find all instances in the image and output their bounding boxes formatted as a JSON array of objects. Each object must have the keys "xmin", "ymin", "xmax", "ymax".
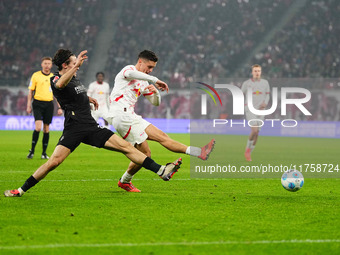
[
  {"xmin": 87, "ymin": 81, "xmax": 110, "ymax": 110},
  {"xmin": 106, "ymin": 65, "xmax": 160, "ymax": 144},
  {"xmin": 241, "ymin": 78, "xmax": 270, "ymax": 110},
  {"xmin": 107, "ymin": 65, "xmax": 158, "ymax": 115}
]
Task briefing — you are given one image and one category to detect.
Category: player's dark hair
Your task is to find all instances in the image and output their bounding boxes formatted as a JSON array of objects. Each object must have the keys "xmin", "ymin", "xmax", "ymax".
[
  {"xmin": 52, "ymin": 49, "xmax": 75, "ymax": 71},
  {"xmin": 96, "ymin": 72, "xmax": 105, "ymax": 78},
  {"xmin": 41, "ymin": 56, "xmax": 52, "ymax": 62},
  {"xmin": 138, "ymin": 50, "xmax": 158, "ymax": 62}
]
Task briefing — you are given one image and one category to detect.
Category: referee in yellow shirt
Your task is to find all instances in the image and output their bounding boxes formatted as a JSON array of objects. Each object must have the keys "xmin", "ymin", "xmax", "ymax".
[{"xmin": 26, "ymin": 57, "xmax": 62, "ymax": 159}]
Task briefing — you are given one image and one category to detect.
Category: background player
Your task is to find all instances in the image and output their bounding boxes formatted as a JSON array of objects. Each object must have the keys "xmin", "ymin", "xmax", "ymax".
[
  {"xmin": 26, "ymin": 57, "xmax": 63, "ymax": 159},
  {"xmin": 106, "ymin": 50, "xmax": 215, "ymax": 192},
  {"xmin": 87, "ymin": 72, "xmax": 110, "ymax": 128},
  {"xmin": 241, "ymin": 64, "xmax": 270, "ymax": 161},
  {"xmin": 4, "ymin": 49, "xmax": 181, "ymax": 197}
]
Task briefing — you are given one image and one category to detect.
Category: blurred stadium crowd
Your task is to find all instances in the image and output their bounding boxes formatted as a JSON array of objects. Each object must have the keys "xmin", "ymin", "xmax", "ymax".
[
  {"xmin": 1, "ymin": 0, "xmax": 339, "ymax": 120},
  {"xmin": 0, "ymin": 0, "xmax": 108, "ymax": 86}
]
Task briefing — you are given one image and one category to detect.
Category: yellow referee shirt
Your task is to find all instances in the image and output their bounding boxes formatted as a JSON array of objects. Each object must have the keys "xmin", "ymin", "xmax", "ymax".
[{"xmin": 28, "ymin": 71, "xmax": 54, "ymax": 101}]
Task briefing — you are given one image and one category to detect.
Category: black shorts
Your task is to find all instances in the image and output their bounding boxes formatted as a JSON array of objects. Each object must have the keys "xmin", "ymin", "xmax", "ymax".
[
  {"xmin": 33, "ymin": 100, "xmax": 54, "ymax": 124},
  {"xmin": 57, "ymin": 123, "xmax": 114, "ymax": 152}
]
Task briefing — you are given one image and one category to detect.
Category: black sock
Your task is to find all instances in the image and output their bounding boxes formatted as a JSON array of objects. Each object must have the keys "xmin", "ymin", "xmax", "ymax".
[
  {"xmin": 42, "ymin": 132, "xmax": 49, "ymax": 154},
  {"xmin": 21, "ymin": 175, "xmax": 39, "ymax": 192},
  {"xmin": 142, "ymin": 157, "xmax": 162, "ymax": 173},
  {"xmin": 31, "ymin": 130, "xmax": 40, "ymax": 152}
]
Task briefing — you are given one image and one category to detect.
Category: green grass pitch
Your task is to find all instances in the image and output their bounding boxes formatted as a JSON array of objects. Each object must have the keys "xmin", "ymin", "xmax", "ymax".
[{"xmin": 0, "ymin": 131, "xmax": 339, "ymax": 255}]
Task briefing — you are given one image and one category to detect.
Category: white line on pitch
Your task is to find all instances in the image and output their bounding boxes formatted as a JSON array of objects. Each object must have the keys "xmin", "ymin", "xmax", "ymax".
[{"xmin": 0, "ymin": 239, "xmax": 339, "ymax": 250}]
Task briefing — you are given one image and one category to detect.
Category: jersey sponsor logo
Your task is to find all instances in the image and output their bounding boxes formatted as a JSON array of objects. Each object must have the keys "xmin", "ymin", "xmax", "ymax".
[{"xmin": 74, "ymin": 85, "xmax": 87, "ymax": 94}]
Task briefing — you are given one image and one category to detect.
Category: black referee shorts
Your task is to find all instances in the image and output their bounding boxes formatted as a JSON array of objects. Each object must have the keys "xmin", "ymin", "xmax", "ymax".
[
  {"xmin": 57, "ymin": 123, "xmax": 114, "ymax": 152},
  {"xmin": 32, "ymin": 100, "xmax": 54, "ymax": 124}
]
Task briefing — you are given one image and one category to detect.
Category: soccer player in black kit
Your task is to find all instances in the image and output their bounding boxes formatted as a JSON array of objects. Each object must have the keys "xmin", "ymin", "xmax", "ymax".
[{"xmin": 4, "ymin": 49, "xmax": 182, "ymax": 197}]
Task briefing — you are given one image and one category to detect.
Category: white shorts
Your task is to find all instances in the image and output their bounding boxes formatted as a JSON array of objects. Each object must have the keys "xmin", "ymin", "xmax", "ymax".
[
  {"xmin": 245, "ymin": 108, "xmax": 265, "ymax": 128},
  {"xmin": 91, "ymin": 108, "xmax": 109, "ymax": 122},
  {"xmin": 106, "ymin": 113, "xmax": 151, "ymax": 145}
]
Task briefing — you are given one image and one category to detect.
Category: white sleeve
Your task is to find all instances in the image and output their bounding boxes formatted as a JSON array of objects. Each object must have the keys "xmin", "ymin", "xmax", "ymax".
[
  {"xmin": 143, "ymin": 89, "xmax": 161, "ymax": 106},
  {"xmin": 264, "ymin": 81, "xmax": 270, "ymax": 105},
  {"xmin": 124, "ymin": 69, "xmax": 158, "ymax": 84},
  {"xmin": 106, "ymin": 84, "xmax": 110, "ymax": 107},
  {"xmin": 241, "ymin": 81, "xmax": 247, "ymax": 94},
  {"xmin": 87, "ymin": 84, "xmax": 94, "ymax": 97}
]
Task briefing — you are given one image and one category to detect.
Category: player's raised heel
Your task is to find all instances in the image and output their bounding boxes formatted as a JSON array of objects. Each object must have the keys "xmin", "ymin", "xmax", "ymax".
[
  {"xmin": 4, "ymin": 189, "xmax": 22, "ymax": 197},
  {"xmin": 118, "ymin": 179, "xmax": 141, "ymax": 192},
  {"xmin": 161, "ymin": 158, "xmax": 182, "ymax": 181},
  {"xmin": 198, "ymin": 139, "xmax": 216, "ymax": 160}
]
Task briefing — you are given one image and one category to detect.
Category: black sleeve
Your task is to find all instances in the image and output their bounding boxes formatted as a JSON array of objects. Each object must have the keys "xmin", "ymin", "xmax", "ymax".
[{"xmin": 50, "ymin": 75, "xmax": 61, "ymax": 89}]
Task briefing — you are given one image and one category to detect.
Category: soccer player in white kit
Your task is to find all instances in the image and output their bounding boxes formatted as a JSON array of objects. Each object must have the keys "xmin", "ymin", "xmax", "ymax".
[
  {"xmin": 87, "ymin": 72, "xmax": 110, "ymax": 128},
  {"xmin": 241, "ymin": 64, "xmax": 270, "ymax": 161},
  {"xmin": 106, "ymin": 50, "xmax": 215, "ymax": 192}
]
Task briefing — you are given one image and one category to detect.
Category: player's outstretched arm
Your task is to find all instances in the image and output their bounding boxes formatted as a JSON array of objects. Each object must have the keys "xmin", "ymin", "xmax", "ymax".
[
  {"xmin": 55, "ymin": 50, "xmax": 88, "ymax": 89},
  {"xmin": 124, "ymin": 69, "xmax": 169, "ymax": 92},
  {"xmin": 124, "ymin": 69, "xmax": 158, "ymax": 83}
]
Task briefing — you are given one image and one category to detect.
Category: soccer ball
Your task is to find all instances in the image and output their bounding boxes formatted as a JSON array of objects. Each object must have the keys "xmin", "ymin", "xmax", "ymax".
[{"xmin": 281, "ymin": 169, "xmax": 304, "ymax": 192}]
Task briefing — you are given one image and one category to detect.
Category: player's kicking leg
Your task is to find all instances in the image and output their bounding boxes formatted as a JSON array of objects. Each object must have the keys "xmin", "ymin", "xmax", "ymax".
[
  {"xmin": 245, "ymin": 127, "xmax": 259, "ymax": 161},
  {"xmin": 146, "ymin": 125, "xmax": 215, "ymax": 160},
  {"xmin": 118, "ymin": 125, "xmax": 214, "ymax": 192}
]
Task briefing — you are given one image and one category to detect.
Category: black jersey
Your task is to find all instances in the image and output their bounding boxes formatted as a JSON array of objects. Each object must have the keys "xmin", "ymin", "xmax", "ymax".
[{"xmin": 51, "ymin": 72, "xmax": 97, "ymax": 127}]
